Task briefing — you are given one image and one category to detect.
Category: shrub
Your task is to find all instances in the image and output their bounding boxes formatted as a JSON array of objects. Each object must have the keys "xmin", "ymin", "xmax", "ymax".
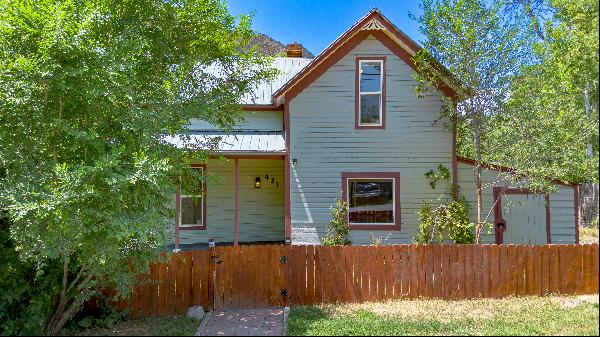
[
  {"xmin": 368, "ymin": 232, "xmax": 392, "ymax": 246},
  {"xmin": 0, "ymin": 220, "xmax": 59, "ymax": 336},
  {"xmin": 415, "ymin": 165, "xmax": 476, "ymax": 244},
  {"xmin": 322, "ymin": 199, "xmax": 352, "ymax": 246},
  {"xmin": 71, "ymin": 298, "xmax": 129, "ymax": 331},
  {"xmin": 590, "ymin": 215, "xmax": 599, "ymax": 229},
  {"xmin": 414, "ymin": 199, "xmax": 475, "ymax": 244}
]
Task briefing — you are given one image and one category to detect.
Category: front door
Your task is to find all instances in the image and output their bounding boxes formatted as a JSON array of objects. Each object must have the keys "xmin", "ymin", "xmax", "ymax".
[{"xmin": 494, "ymin": 188, "xmax": 549, "ymax": 245}]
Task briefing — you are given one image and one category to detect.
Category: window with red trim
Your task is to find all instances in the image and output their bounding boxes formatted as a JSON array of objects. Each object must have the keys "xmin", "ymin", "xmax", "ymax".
[
  {"xmin": 342, "ymin": 172, "xmax": 400, "ymax": 230},
  {"xmin": 356, "ymin": 57, "xmax": 386, "ymax": 129}
]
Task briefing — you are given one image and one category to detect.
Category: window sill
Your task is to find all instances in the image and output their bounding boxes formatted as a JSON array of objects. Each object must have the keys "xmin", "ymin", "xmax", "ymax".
[
  {"xmin": 355, "ymin": 124, "xmax": 385, "ymax": 130},
  {"xmin": 349, "ymin": 223, "xmax": 401, "ymax": 231},
  {"xmin": 178, "ymin": 226, "xmax": 207, "ymax": 231}
]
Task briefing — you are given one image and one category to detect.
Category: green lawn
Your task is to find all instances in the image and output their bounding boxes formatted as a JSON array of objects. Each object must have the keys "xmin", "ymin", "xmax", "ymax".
[
  {"xmin": 288, "ymin": 295, "xmax": 599, "ymax": 336},
  {"xmin": 62, "ymin": 316, "xmax": 200, "ymax": 336}
]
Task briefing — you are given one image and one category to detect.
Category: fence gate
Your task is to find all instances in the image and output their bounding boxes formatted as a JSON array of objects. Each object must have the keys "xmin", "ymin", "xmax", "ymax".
[{"xmin": 211, "ymin": 245, "xmax": 288, "ymax": 309}]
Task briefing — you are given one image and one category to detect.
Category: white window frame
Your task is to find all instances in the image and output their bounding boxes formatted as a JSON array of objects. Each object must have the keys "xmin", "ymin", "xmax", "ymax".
[
  {"xmin": 178, "ymin": 195, "xmax": 204, "ymax": 227},
  {"xmin": 358, "ymin": 60, "xmax": 384, "ymax": 127},
  {"xmin": 346, "ymin": 177, "xmax": 396, "ymax": 225},
  {"xmin": 178, "ymin": 167, "xmax": 204, "ymax": 228}
]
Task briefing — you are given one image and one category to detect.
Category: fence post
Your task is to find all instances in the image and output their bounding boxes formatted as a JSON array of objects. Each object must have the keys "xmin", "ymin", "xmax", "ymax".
[{"xmin": 208, "ymin": 239, "xmax": 217, "ymax": 310}]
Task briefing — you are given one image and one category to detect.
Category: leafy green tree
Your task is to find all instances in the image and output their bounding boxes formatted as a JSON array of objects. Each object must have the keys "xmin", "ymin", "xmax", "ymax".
[
  {"xmin": 413, "ymin": 0, "xmax": 527, "ymax": 242},
  {"xmin": 491, "ymin": 0, "xmax": 599, "ymax": 185},
  {"xmin": 0, "ymin": 0, "xmax": 272, "ymax": 334}
]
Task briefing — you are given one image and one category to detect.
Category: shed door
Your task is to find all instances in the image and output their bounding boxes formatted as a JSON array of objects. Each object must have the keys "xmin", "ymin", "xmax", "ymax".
[{"xmin": 500, "ymin": 194, "xmax": 548, "ymax": 245}]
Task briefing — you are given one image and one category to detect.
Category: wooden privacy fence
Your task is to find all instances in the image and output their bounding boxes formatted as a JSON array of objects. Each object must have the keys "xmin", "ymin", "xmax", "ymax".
[
  {"xmin": 286, "ymin": 244, "xmax": 598, "ymax": 305},
  {"xmin": 113, "ymin": 245, "xmax": 287, "ymax": 318},
  {"xmin": 115, "ymin": 244, "xmax": 599, "ymax": 318}
]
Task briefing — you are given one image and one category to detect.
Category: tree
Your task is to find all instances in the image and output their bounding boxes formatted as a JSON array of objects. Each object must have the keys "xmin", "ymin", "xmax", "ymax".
[
  {"xmin": 493, "ymin": 0, "xmax": 599, "ymax": 185},
  {"xmin": 413, "ymin": 0, "xmax": 528, "ymax": 242},
  {"xmin": 414, "ymin": 0, "xmax": 599, "ymax": 243},
  {"xmin": 0, "ymin": 0, "xmax": 272, "ymax": 334}
]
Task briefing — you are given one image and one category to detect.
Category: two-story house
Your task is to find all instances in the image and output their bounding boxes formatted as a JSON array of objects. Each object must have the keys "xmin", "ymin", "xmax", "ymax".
[{"xmin": 167, "ymin": 9, "xmax": 580, "ymax": 250}]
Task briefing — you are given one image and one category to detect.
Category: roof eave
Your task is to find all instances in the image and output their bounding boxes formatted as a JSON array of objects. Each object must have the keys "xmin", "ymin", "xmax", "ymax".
[{"xmin": 272, "ymin": 10, "xmax": 462, "ymax": 104}]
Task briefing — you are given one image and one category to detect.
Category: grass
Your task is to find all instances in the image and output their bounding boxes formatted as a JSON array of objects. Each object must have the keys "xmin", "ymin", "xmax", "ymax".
[
  {"xmin": 62, "ymin": 316, "xmax": 200, "ymax": 336},
  {"xmin": 288, "ymin": 295, "xmax": 600, "ymax": 336},
  {"xmin": 580, "ymin": 225, "xmax": 599, "ymax": 244}
]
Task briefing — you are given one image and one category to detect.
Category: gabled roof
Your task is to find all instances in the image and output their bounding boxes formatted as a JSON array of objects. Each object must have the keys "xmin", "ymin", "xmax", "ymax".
[{"xmin": 272, "ymin": 9, "xmax": 459, "ymax": 105}]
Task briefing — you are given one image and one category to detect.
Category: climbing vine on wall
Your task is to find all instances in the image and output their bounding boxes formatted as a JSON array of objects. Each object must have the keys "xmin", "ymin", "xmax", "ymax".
[{"xmin": 414, "ymin": 165, "xmax": 475, "ymax": 244}]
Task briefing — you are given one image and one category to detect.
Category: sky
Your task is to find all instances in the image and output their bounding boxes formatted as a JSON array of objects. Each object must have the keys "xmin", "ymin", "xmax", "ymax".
[{"xmin": 226, "ymin": 0, "xmax": 425, "ymax": 57}]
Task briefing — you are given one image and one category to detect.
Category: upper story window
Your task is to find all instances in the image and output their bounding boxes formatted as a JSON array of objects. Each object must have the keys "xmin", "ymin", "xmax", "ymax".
[{"xmin": 356, "ymin": 57, "xmax": 386, "ymax": 129}]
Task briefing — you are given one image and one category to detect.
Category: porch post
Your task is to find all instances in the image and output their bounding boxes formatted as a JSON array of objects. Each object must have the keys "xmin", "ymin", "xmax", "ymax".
[
  {"xmin": 175, "ymin": 188, "xmax": 180, "ymax": 251},
  {"xmin": 234, "ymin": 158, "xmax": 239, "ymax": 246}
]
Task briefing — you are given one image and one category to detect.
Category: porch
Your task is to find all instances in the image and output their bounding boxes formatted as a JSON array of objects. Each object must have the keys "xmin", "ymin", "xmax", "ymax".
[
  {"xmin": 174, "ymin": 157, "xmax": 286, "ymax": 250},
  {"xmin": 166, "ymin": 131, "xmax": 287, "ymax": 250}
]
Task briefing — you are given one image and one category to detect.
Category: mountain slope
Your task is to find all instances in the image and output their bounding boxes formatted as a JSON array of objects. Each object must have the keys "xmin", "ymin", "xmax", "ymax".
[{"xmin": 249, "ymin": 33, "xmax": 315, "ymax": 58}]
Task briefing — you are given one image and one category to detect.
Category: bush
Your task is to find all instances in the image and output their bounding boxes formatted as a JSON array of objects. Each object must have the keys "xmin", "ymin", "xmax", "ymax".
[
  {"xmin": 322, "ymin": 199, "xmax": 352, "ymax": 246},
  {"xmin": 368, "ymin": 232, "xmax": 392, "ymax": 246},
  {"xmin": 70, "ymin": 299, "xmax": 129, "ymax": 331},
  {"xmin": 415, "ymin": 165, "xmax": 476, "ymax": 244},
  {"xmin": 590, "ymin": 215, "xmax": 599, "ymax": 229},
  {"xmin": 414, "ymin": 199, "xmax": 475, "ymax": 244},
  {"xmin": 0, "ymin": 220, "xmax": 60, "ymax": 336}
]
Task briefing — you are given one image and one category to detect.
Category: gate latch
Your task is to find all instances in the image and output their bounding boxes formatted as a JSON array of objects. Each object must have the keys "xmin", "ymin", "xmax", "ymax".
[
  {"xmin": 211, "ymin": 254, "xmax": 223, "ymax": 264},
  {"xmin": 280, "ymin": 289, "xmax": 288, "ymax": 296},
  {"xmin": 280, "ymin": 256, "xmax": 288, "ymax": 263}
]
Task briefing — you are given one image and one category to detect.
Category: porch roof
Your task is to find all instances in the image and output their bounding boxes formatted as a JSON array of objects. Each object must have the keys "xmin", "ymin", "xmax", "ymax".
[{"xmin": 163, "ymin": 130, "xmax": 285, "ymax": 154}]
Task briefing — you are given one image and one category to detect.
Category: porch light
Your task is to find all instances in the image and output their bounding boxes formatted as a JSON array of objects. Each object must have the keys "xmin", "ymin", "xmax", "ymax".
[{"xmin": 255, "ymin": 177, "xmax": 261, "ymax": 188}]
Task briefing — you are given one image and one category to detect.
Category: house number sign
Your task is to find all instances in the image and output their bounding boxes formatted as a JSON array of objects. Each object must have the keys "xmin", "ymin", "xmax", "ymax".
[{"xmin": 264, "ymin": 174, "xmax": 280, "ymax": 187}]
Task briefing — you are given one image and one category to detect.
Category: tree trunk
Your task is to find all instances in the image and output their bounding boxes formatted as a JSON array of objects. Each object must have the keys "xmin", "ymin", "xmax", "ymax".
[
  {"xmin": 45, "ymin": 261, "xmax": 93, "ymax": 335},
  {"xmin": 472, "ymin": 102, "xmax": 484, "ymax": 244},
  {"xmin": 585, "ymin": 81, "xmax": 593, "ymax": 157},
  {"xmin": 475, "ymin": 163, "xmax": 483, "ymax": 243}
]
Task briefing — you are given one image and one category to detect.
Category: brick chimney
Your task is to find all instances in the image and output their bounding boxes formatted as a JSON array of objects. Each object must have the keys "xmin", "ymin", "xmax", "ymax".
[{"xmin": 286, "ymin": 43, "xmax": 303, "ymax": 58}]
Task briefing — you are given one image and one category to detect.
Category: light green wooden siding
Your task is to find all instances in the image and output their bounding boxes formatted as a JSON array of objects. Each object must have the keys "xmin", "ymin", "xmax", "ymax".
[
  {"xmin": 549, "ymin": 185, "xmax": 577, "ymax": 244},
  {"xmin": 457, "ymin": 162, "xmax": 577, "ymax": 244},
  {"xmin": 175, "ymin": 158, "xmax": 284, "ymax": 245},
  {"xmin": 288, "ymin": 36, "xmax": 451, "ymax": 245},
  {"xmin": 188, "ymin": 111, "xmax": 283, "ymax": 131},
  {"xmin": 237, "ymin": 160, "xmax": 285, "ymax": 242},
  {"xmin": 457, "ymin": 162, "xmax": 508, "ymax": 244}
]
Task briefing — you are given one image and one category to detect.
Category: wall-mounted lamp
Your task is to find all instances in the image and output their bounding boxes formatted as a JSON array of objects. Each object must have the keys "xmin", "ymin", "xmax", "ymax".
[
  {"xmin": 255, "ymin": 177, "xmax": 261, "ymax": 188},
  {"xmin": 292, "ymin": 159, "xmax": 297, "ymax": 165}
]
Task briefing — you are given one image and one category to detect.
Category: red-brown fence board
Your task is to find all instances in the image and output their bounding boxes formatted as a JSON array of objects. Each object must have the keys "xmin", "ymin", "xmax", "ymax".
[{"xmin": 115, "ymin": 244, "xmax": 598, "ymax": 318}]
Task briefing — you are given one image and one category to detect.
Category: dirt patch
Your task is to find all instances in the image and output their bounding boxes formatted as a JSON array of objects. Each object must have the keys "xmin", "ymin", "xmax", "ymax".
[{"xmin": 550, "ymin": 294, "xmax": 600, "ymax": 309}]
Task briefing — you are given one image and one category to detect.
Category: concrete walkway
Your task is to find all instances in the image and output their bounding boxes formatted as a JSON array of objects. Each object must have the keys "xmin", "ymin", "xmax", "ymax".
[{"xmin": 196, "ymin": 308, "xmax": 285, "ymax": 336}]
